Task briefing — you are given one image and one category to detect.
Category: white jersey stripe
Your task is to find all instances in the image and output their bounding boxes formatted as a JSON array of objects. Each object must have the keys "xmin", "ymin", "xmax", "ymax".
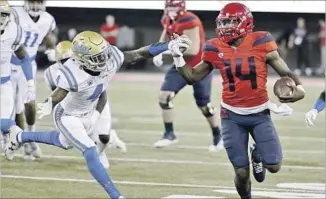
[
  {"xmin": 62, "ymin": 65, "xmax": 78, "ymax": 91},
  {"xmin": 58, "ymin": 67, "xmax": 77, "ymax": 92},
  {"xmin": 110, "ymin": 47, "xmax": 119, "ymax": 66},
  {"xmin": 11, "ymin": 8, "xmax": 19, "ymax": 24},
  {"xmin": 13, "ymin": 24, "xmax": 22, "ymax": 47},
  {"xmin": 53, "ymin": 105, "xmax": 85, "ymax": 151},
  {"xmin": 111, "ymin": 46, "xmax": 124, "ymax": 69}
]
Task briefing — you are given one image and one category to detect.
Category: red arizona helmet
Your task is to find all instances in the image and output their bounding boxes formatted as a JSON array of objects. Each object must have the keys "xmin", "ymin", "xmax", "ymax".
[
  {"xmin": 164, "ymin": 0, "xmax": 186, "ymax": 20},
  {"xmin": 216, "ymin": 2, "xmax": 254, "ymax": 43}
]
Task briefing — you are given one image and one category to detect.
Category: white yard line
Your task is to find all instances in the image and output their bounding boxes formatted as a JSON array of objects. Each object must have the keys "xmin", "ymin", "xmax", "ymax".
[
  {"xmin": 4, "ymin": 154, "xmax": 324, "ymax": 170},
  {"xmin": 117, "ymin": 129, "xmax": 324, "ymax": 142},
  {"xmin": 1, "ymin": 174, "xmax": 323, "ymax": 194},
  {"xmin": 126, "ymin": 142, "xmax": 324, "ymax": 155}
]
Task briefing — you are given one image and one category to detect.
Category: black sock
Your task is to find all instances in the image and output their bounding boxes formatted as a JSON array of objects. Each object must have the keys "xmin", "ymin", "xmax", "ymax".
[
  {"xmin": 163, "ymin": 123, "xmax": 174, "ymax": 138},
  {"xmin": 212, "ymin": 126, "xmax": 221, "ymax": 145}
]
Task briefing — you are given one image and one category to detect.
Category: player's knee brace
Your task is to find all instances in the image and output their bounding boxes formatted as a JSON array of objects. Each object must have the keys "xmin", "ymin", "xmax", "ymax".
[
  {"xmin": 199, "ymin": 103, "xmax": 217, "ymax": 117},
  {"xmin": 99, "ymin": 134, "xmax": 110, "ymax": 145},
  {"xmin": 159, "ymin": 92, "xmax": 175, "ymax": 110}
]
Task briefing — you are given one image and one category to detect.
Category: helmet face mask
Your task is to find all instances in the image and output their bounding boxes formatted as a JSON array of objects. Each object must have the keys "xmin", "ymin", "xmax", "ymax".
[
  {"xmin": 81, "ymin": 50, "xmax": 109, "ymax": 72},
  {"xmin": 24, "ymin": 0, "xmax": 46, "ymax": 18},
  {"xmin": 215, "ymin": 2, "xmax": 254, "ymax": 43}
]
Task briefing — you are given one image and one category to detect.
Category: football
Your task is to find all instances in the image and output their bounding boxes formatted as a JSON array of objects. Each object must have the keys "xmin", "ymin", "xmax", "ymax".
[{"xmin": 273, "ymin": 76, "xmax": 295, "ymax": 98}]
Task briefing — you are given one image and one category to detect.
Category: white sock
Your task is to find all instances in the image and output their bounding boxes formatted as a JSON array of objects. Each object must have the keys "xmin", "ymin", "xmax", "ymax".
[
  {"xmin": 17, "ymin": 132, "xmax": 22, "ymax": 143},
  {"xmin": 97, "ymin": 141, "xmax": 107, "ymax": 155},
  {"xmin": 27, "ymin": 125, "xmax": 35, "ymax": 132}
]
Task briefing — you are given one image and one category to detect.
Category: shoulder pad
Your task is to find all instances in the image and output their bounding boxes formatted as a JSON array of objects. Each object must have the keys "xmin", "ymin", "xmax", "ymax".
[{"xmin": 57, "ymin": 62, "xmax": 79, "ymax": 92}]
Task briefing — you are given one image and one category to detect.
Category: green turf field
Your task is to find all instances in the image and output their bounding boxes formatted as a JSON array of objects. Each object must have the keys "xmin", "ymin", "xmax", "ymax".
[{"xmin": 1, "ymin": 72, "xmax": 325, "ymax": 198}]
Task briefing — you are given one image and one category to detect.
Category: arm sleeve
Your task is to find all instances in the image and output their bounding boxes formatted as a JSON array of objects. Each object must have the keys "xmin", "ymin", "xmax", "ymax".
[
  {"xmin": 111, "ymin": 46, "xmax": 125, "ymax": 71},
  {"xmin": 253, "ymin": 32, "xmax": 278, "ymax": 54},
  {"xmin": 201, "ymin": 41, "xmax": 220, "ymax": 66},
  {"xmin": 178, "ymin": 16, "xmax": 200, "ymax": 32}
]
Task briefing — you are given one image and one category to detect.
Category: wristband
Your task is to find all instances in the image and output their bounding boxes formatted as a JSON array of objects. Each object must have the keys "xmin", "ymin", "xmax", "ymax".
[
  {"xmin": 148, "ymin": 41, "xmax": 169, "ymax": 56},
  {"xmin": 173, "ymin": 56, "xmax": 186, "ymax": 68},
  {"xmin": 313, "ymin": 98, "xmax": 325, "ymax": 113}
]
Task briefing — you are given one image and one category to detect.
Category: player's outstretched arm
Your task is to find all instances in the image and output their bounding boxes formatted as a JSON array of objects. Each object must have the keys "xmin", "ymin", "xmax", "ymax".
[
  {"xmin": 122, "ymin": 35, "xmax": 191, "ymax": 66},
  {"xmin": 266, "ymin": 50, "xmax": 305, "ymax": 102},
  {"xmin": 175, "ymin": 60, "xmax": 214, "ymax": 85},
  {"xmin": 37, "ymin": 87, "xmax": 68, "ymax": 119},
  {"xmin": 305, "ymin": 91, "xmax": 325, "ymax": 126}
]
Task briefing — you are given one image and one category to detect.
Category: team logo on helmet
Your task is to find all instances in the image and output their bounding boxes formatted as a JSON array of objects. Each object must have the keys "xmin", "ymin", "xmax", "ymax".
[{"xmin": 73, "ymin": 41, "xmax": 90, "ymax": 54}]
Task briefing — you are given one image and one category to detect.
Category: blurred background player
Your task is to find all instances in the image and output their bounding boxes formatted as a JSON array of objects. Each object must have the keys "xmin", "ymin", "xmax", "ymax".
[
  {"xmin": 288, "ymin": 17, "xmax": 312, "ymax": 76},
  {"xmin": 152, "ymin": 0, "xmax": 222, "ymax": 152},
  {"xmin": 305, "ymin": 91, "xmax": 325, "ymax": 126},
  {"xmin": 0, "ymin": 0, "xmax": 35, "ymax": 149},
  {"xmin": 5, "ymin": 30, "xmax": 190, "ymax": 198},
  {"xmin": 43, "ymin": 40, "xmax": 127, "ymax": 168},
  {"xmin": 172, "ymin": 3, "xmax": 305, "ymax": 199},
  {"xmin": 10, "ymin": 0, "xmax": 57, "ymax": 160},
  {"xmin": 100, "ymin": 15, "xmax": 119, "ymax": 46}
]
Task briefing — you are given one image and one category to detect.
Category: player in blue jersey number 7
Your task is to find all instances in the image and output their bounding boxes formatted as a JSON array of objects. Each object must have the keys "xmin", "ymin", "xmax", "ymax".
[{"xmin": 5, "ymin": 31, "xmax": 191, "ymax": 199}]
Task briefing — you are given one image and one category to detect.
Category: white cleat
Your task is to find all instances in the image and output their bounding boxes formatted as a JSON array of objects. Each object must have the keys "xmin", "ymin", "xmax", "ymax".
[
  {"xmin": 31, "ymin": 142, "xmax": 42, "ymax": 158},
  {"xmin": 23, "ymin": 143, "xmax": 36, "ymax": 161},
  {"xmin": 118, "ymin": 196, "xmax": 126, "ymax": 199},
  {"xmin": 109, "ymin": 129, "xmax": 127, "ymax": 153},
  {"xmin": 208, "ymin": 140, "xmax": 224, "ymax": 152},
  {"xmin": 153, "ymin": 138, "xmax": 178, "ymax": 148},
  {"xmin": 99, "ymin": 152, "xmax": 110, "ymax": 169},
  {"xmin": 5, "ymin": 126, "xmax": 23, "ymax": 161}
]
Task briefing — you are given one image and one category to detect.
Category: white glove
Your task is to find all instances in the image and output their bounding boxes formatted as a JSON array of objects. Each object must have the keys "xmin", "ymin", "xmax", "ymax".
[
  {"xmin": 37, "ymin": 97, "xmax": 53, "ymax": 119},
  {"xmin": 24, "ymin": 80, "xmax": 36, "ymax": 103},
  {"xmin": 305, "ymin": 109, "xmax": 318, "ymax": 126},
  {"xmin": 45, "ymin": 49, "xmax": 56, "ymax": 62},
  {"xmin": 168, "ymin": 34, "xmax": 192, "ymax": 57},
  {"xmin": 153, "ymin": 54, "xmax": 163, "ymax": 67}
]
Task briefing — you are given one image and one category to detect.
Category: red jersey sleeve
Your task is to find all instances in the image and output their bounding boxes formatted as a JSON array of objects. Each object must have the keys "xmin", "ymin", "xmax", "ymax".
[
  {"xmin": 252, "ymin": 31, "xmax": 278, "ymax": 54},
  {"xmin": 177, "ymin": 14, "xmax": 200, "ymax": 32},
  {"xmin": 201, "ymin": 39, "xmax": 221, "ymax": 67}
]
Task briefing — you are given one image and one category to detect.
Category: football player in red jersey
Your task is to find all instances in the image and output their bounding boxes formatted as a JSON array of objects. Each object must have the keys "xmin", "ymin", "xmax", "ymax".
[
  {"xmin": 153, "ymin": 0, "xmax": 222, "ymax": 152},
  {"xmin": 172, "ymin": 3, "xmax": 305, "ymax": 199}
]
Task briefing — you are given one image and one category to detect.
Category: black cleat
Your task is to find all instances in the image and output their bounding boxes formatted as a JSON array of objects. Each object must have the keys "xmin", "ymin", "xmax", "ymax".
[{"xmin": 250, "ymin": 143, "xmax": 266, "ymax": 183}]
